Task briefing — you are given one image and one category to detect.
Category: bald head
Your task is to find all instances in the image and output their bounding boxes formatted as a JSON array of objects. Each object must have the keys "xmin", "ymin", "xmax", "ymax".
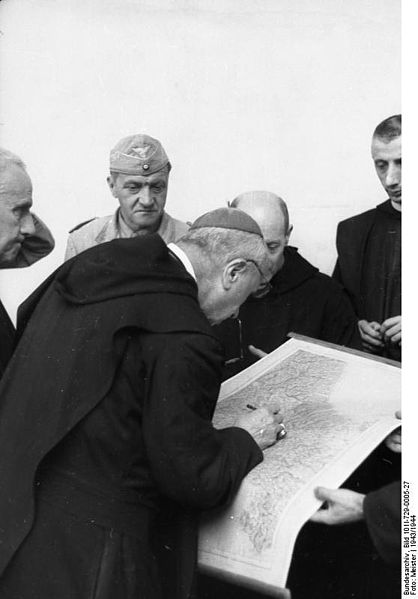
[
  {"xmin": 229, "ymin": 190, "xmax": 292, "ymax": 275},
  {"xmin": 230, "ymin": 190, "xmax": 289, "ymax": 230}
]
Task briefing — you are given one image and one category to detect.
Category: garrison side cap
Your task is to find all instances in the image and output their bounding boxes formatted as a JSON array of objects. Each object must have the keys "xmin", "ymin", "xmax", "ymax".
[
  {"xmin": 109, "ymin": 134, "xmax": 170, "ymax": 176},
  {"xmin": 190, "ymin": 207, "xmax": 263, "ymax": 237}
]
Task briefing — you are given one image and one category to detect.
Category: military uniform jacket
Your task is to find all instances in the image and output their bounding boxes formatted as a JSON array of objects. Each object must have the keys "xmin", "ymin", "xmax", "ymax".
[{"xmin": 64, "ymin": 209, "xmax": 189, "ymax": 260}]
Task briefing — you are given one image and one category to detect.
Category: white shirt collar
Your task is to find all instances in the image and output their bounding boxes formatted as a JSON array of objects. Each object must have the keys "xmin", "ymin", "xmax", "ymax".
[{"xmin": 167, "ymin": 243, "xmax": 196, "ymax": 281}]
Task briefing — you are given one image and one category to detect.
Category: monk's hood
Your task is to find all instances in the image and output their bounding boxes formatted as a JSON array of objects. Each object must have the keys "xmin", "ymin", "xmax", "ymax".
[{"xmin": 55, "ymin": 234, "xmax": 197, "ymax": 305}]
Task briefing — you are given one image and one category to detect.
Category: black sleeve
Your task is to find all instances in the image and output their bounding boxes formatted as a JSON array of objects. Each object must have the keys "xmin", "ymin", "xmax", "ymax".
[
  {"xmin": 320, "ymin": 280, "xmax": 361, "ymax": 349},
  {"xmin": 332, "ymin": 221, "xmax": 343, "ymax": 282},
  {"xmin": 141, "ymin": 331, "xmax": 263, "ymax": 510},
  {"xmin": 0, "ymin": 301, "xmax": 16, "ymax": 378},
  {"xmin": 363, "ymin": 481, "xmax": 401, "ymax": 567},
  {"xmin": 332, "ymin": 258, "xmax": 342, "ymax": 282}
]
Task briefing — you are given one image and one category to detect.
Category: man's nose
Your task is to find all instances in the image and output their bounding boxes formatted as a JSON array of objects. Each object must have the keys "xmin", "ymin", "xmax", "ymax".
[
  {"xmin": 137, "ymin": 186, "xmax": 153, "ymax": 206},
  {"xmin": 385, "ymin": 163, "xmax": 401, "ymax": 187},
  {"xmin": 20, "ymin": 212, "xmax": 35, "ymax": 237}
]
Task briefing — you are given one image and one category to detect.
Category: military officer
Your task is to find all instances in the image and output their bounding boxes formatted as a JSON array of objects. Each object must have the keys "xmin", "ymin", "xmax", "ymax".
[{"xmin": 65, "ymin": 134, "xmax": 189, "ymax": 259}]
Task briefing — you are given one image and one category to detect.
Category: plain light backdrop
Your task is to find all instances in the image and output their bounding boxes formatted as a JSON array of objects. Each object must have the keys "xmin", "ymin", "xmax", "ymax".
[{"xmin": 0, "ymin": 0, "xmax": 400, "ymax": 320}]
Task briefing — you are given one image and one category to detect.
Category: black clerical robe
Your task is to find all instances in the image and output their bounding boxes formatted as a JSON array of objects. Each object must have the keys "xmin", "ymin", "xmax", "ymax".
[
  {"xmin": 333, "ymin": 200, "xmax": 401, "ymax": 361},
  {"xmin": 215, "ymin": 246, "xmax": 360, "ymax": 379},
  {"xmin": 0, "ymin": 300, "xmax": 15, "ymax": 378},
  {"xmin": 0, "ymin": 235, "xmax": 262, "ymax": 599},
  {"xmin": 364, "ymin": 481, "xmax": 401, "ymax": 567}
]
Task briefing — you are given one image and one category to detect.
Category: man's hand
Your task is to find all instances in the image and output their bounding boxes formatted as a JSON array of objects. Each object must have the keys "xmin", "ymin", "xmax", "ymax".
[
  {"xmin": 310, "ymin": 486, "xmax": 365, "ymax": 525},
  {"xmin": 248, "ymin": 345, "xmax": 268, "ymax": 360},
  {"xmin": 385, "ymin": 427, "xmax": 401, "ymax": 453},
  {"xmin": 381, "ymin": 315, "xmax": 401, "ymax": 346},
  {"xmin": 384, "ymin": 410, "xmax": 402, "ymax": 453},
  {"xmin": 236, "ymin": 405, "xmax": 285, "ymax": 451},
  {"xmin": 358, "ymin": 320, "xmax": 384, "ymax": 353}
]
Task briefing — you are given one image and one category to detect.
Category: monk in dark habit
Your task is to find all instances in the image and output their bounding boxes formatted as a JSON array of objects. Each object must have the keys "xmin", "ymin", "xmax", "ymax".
[
  {"xmin": 333, "ymin": 114, "xmax": 401, "ymax": 362},
  {"xmin": 0, "ymin": 207, "xmax": 285, "ymax": 599},
  {"xmin": 215, "ymin": 190, "xmax": 360, "ymax": 379}
]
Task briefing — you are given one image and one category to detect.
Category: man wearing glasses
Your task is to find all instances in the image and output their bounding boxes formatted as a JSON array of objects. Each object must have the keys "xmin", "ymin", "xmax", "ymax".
[{"xmin": 0, "ymin": 207, "xmax": 285, "ymax": 599}]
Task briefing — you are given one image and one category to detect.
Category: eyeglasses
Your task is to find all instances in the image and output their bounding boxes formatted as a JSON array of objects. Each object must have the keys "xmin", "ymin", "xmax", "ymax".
[{"xmin": 244, "ymin": 259, "xmax": 272, "ymax": 298}]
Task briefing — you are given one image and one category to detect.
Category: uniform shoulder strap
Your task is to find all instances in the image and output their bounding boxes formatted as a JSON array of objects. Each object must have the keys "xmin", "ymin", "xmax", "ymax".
[{"xmin": 68, "ymin": 217, "xmax": 97, "ymax": 234}]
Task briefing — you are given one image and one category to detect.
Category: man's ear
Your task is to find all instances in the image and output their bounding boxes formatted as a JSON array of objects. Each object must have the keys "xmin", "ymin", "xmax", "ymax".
[
  {"xmin": 285, "ymin": 224, "xmax": 293, "ymax": 244},
  {"xmin": 222, "ymin": 259, "xmax": 248, "ymax": 290},
  {"xmin": 107, "ymin": 175, "xmax": 117, "ymax": 198}
]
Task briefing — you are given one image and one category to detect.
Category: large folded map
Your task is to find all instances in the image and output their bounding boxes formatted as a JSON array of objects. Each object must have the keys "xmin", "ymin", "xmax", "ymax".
[{"xmin": 198, "ymin": 335, "xmax": 401, "ymax": 598}]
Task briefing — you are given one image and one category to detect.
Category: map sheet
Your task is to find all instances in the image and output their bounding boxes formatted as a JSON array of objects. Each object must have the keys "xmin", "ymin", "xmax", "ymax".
[{"xmin": 198, "ymin": 335, "xmax": 401, "ymax": 598}]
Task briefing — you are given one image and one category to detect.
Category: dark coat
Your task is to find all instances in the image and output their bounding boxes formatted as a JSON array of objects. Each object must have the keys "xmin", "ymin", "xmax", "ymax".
[
  {"xmin": 0, "ymin": 300, "xmax": 15, "ymax": 378},
  {"xmin": 333, "ymin": 200, "xmax": 398, "ymax": 317},
  {"xmin": 0, "ymin": 235, "xmax": 262, "ymax": 599},
  {"xmin": 215, "ymin": 246, "xmax": 360, "ymax": 378},
  {"xmin": 363, "ymin": 481, "xmax": 401, "ymax": 567},
  {"xmin": 333, "ymin": 200, "xmax": 401, "ymax": 363},
  {"xmin": 285, "ymin": 446, "xmax": 401, "ymax": 599}
]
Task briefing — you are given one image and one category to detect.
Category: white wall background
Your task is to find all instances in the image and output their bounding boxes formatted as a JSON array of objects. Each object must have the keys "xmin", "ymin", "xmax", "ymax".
[{"xmin": 0, "ymin": 0, "xmax": 400, "ymax": 321}]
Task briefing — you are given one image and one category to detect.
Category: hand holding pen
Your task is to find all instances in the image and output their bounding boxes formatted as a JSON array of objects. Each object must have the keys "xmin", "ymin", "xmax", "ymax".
[{"xmin": 235, "ymin": 402, "xmax": 287, "ymax": 450}]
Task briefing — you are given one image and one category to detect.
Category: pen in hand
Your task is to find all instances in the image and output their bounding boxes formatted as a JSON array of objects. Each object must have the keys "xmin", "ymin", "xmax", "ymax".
[{"xmin": 246, "ymin": 403, "xmax": 287, "ymax": 439}]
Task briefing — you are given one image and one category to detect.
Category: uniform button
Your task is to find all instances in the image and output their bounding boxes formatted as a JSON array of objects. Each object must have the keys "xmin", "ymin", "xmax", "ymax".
[{"xmin": 142, "ymin": 164, "xmax": 149, "ymax": 171}]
